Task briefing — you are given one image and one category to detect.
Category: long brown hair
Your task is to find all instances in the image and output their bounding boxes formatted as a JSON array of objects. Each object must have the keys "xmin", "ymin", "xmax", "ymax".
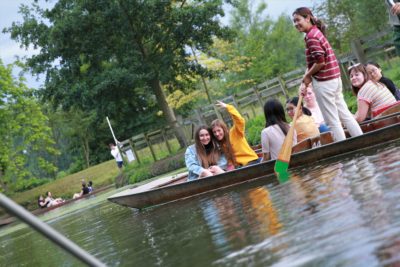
[
  {"xmin": 194, "ymin": 125, "xmax": 220, "ymax": 168},
  {"xmin": 348, "ymin": 64, "xmax": 370, "ymax": 96},
  {"xmin": 293, "ymin": 7, "xmax": 326, "ymax": 36},
  {"xmin": 211, "ymin": 119, "xmax": 236, "ymax": 166}
]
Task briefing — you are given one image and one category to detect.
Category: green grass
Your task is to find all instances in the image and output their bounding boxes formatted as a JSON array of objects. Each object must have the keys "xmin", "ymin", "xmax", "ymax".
[{"xmin": 10, "ymin": 160, "xmax": 120, "ymax": 211}]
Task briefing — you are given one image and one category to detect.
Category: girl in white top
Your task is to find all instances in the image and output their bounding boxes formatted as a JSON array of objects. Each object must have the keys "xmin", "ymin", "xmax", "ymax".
[
  {"xmin": 302, "ymin": 84, "xmax": 330, "ymax": 132},
  {"xmin": 349, "ymin": 64, "xmax": 397, "ymax": 122},
  {"xmin": 261, "ymin": 99, "xmax": 297, "ymax": 161}
]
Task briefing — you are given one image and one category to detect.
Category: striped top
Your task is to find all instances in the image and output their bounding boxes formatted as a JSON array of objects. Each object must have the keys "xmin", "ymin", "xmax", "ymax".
[
  {"xmin": 305, "ymin": 26, "xmax": 340, "ymax": 81},
  {"xmin": 358, "ymin": 80, "xmax": 397, "ymax": 117}
]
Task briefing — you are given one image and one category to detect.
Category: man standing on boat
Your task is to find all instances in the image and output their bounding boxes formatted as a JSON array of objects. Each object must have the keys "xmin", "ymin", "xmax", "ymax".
[{"xmin": 109, "ymin": 143, "xmax": 124, "ymax": 170}]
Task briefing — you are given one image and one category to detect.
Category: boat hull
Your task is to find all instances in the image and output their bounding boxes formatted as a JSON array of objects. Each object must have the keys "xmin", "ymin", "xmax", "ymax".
[{"xmin": 108, "ymin": 123, "xmax": 400, "ymax": 209}]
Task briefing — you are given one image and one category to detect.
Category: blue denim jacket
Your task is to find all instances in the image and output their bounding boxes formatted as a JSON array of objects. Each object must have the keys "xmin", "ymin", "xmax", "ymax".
[{"xmin": 185, "ymin": 144, "xmax": 228, "ymax": 181}]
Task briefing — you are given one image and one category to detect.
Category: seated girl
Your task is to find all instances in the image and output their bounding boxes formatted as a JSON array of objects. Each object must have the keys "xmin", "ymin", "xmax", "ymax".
[
  {"xmin": 286, "ymin": 97, "xmax": 320, "ymax": 143},
  {"xmin": 349, "ymin": 64, "xmax": 397, "ymax": 122},
  {"xmin": 302, "ymin": 84, "xmax": 330, "ymax": 132},
  {"xmin": 211, "ymin": 101, "xmax": 260, "ymax": 167},
  {"xmin": 261, "ymin": 99, "xmax": 297, "ymax": 161},
  {"xmin": 365, "ymin": 61, "xmax": 400, "ymax": 100},
  {"xmin": 38, "ymin": 195, "xmax": 50, "ymax": 208},
  {"xmin": 45, "ymin": 191, "xmax": 64, "ymax": 207},
  {"xmin": 185, "ymin": 126, "xmax": 227, "ymax": 181}
]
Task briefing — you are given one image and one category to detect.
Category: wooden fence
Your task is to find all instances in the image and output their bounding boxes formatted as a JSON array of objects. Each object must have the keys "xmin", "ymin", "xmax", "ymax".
[{"xmin": 120, "ymin": 28, "xmax": 397, "ymax": 163}]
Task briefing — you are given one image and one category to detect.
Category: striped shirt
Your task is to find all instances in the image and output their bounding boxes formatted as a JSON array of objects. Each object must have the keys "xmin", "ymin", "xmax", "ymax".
[
  {"xmin": 358, "ymin": 80, "xmax": 397, "ymax": 117},
  {"xmin": 305, "ymin": 26, "xmax": 340, "ymax": 81}
]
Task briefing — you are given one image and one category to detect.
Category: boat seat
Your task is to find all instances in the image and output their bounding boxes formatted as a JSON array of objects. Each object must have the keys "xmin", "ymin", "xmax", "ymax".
[
  {"xmin": 375, "ymin": 101, "xmax": 400, "ymax": 118},
  {"xmin": 292, "ymin": 131, "xmax": 334, "ymax": 154},
  {"xmin": 345, "ymin": 113, "xmax": 400, "ymax": 137}
]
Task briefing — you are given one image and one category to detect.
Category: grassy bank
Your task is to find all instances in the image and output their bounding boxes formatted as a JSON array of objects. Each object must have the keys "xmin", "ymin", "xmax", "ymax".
[{"xmin": 10, "ymin": 160, "xmax": 120, "ymax": 211}]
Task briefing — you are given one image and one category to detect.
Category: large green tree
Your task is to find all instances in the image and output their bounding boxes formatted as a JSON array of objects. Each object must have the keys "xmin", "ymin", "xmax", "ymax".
[
  {"xmin": 0, "ymin": 60, "xmax": 58, "ymax": 193},
  {"xmin": 314, "ymin": 0, "xmax": 387, "ymax": 53},
  {"xmin": 5, "ymin": 0, "xmax": 232, "ymax": 153},
  {"xmin": 207, "ymin": 0, "xmax": 305, "ymax": 94}
]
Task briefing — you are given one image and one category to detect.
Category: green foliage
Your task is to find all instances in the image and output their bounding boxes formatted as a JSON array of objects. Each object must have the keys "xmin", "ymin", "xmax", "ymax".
[
  {"xmin": 14, "ymin": 178, "xmax": 49, "ymax": 193},
  {"xmin": 246, "ymin": 115, "xmax": 265, "ymax": 146},
  {"xmin": 343, "ymin": 90, "xmax": 358, "ymax": 113},
  {"xmin": 0, "ymin": 60, "xmax": 58, "ymax": 193},
  {"xmin": 314, "ymin": 0, "xmax": 388, "ymax": 53}
]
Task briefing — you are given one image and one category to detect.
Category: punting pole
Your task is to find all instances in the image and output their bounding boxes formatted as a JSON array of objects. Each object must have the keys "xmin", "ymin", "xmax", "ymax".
[
  {"xmin": 0, "ymin": 194, "xmax": 106, "ymax": 267},
  {"xmin": 106, "ymin": 116, "xmax": 118, "ymax": 145}
]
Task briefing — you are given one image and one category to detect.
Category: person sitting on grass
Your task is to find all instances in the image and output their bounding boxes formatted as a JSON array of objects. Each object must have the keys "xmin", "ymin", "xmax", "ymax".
[{"xmin": 88, "ymin": 181, "xmax": 93, "ymax": 193}]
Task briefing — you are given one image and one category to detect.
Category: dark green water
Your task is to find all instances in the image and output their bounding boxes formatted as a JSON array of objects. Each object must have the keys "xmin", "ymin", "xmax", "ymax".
[{"xmin": 1, "ymin": 141, "xmax": 399, "ymax": 267}]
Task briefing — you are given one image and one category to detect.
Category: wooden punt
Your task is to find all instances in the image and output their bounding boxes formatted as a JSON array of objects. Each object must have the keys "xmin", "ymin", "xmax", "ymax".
[
  {"xmin": 108, "ymin": 114, "xmax": 400, "ymax": 209},
  {"xmin": 0, "ymin": 184, "xmax": 114, "ymax": 227}
]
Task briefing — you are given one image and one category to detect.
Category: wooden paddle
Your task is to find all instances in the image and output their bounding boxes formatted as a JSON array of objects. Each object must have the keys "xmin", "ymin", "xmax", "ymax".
[{"xmin": 274, "ymin": 94, "xmax": 303, "ymax": 182}]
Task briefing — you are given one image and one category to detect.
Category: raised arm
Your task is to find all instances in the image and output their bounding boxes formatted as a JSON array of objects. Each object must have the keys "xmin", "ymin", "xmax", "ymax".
[{"xmin": 216, "ymin": 101, "xmax": 245, "ymax": 137}]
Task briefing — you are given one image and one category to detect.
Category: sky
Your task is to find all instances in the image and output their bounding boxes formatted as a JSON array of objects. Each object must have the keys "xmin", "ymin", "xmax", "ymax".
[{"xmin": 0, "ymin": 0, "xmax": 317, "ymax": 89}]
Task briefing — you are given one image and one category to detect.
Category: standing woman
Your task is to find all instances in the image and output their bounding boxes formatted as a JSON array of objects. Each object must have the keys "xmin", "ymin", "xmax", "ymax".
[
  {"xmin": 293, "ymin": 7, "xmax": 363, "ymax": 141},
  {"xmin": 212, "ymin": 101, "xmax": 260, "ymax": 167},
  {"xmin": 185, "ymin": 126, "xmax": 227, "ymax": 181}
]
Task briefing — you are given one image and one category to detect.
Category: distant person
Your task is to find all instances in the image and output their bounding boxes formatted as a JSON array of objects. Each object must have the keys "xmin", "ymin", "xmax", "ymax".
[
  {"xmin": 365, "ymin": 61, "xmax": 400, "ymax": 100},
  {"xmin": 38, "ymin": 195, "xmax": 50, "ymax": 208},
  {"xmin": 349, "ymin": 64, "xmax": 397, "ymax": 122},
  {"xmin": 109, "ymin": 143, "xmax": 123, "ymax": 170},
  {"xmin": 185, "ymin": 126, "xmax": 227, "ymax": 181},
  {"xmin": 302, "ymin": 84, "xmax": 330, "ymax": 132},
  {"xmin": 261, "ymin": 99, "xmax": 297, "ymax": 161},
  {"xmin": 293, "ymin": 7, "xmax": 363, "ymax": 141},
  {"xmin": 73, "ymin": 181, "xmax": 90, "ymax": 199},
  {"xmin": 212, "ymin": 101, "xmax": 260, "ymax": 167},
  {"xmin": 88, "ymin": 181, "xmax": 93, "ymax": 193},
  {"xmin": 45, "ymin": 191, "xmax": 64, "ymax": 207},
  {"xmin": 286, "ymin": 97, "xmax": 320, "ymax": 142},
  {"xmin": 385, "ymin": 0, "xmax": 400, "ymax": 56}
]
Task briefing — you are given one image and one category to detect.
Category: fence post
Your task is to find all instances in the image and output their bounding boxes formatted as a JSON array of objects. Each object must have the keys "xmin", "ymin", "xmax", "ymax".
[
  {"xmin": 350, "ymin": 38, "xmax": 367, "ymax": 64},
  {"xmin": 129, "ymin": 139, "xmax": 141, "ymax": 164},
  {"xmin": 162, "ymin": 128, "xmax": 172, "ymax": 154},
  {"xmin": 145, "ymin": 133, "xmax": 157, "ymax": 162}
]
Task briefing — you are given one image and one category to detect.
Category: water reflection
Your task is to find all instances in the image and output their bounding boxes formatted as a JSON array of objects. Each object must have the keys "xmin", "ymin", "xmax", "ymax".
[{"xmin": 0, "ymin": 141, "xmax": 399, "ymax": 266}]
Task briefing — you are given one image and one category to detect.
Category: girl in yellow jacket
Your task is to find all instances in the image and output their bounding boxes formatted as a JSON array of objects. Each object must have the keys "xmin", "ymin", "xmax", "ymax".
[{"xmin": 211, "ymin": 101, "xmax": 260, "ymax": 167}]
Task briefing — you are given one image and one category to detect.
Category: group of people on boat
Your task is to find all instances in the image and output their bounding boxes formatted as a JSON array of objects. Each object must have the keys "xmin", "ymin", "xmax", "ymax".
[
  {"xmin": 184, "ymin": 7, "xmax": 400, "ymax": 181},
  {"xmin": 37, "ymin": 180, "xmax": 93, "ymax": 208},
  {"xmin": 38, "ymin": 191, "xmax": 65, "ymax": 208}
]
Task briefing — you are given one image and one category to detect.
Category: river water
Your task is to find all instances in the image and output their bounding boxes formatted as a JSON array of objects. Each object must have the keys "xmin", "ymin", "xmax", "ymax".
[{"xmin": 1, "ymin": 140, "xmax": 399, "ymax": 267}]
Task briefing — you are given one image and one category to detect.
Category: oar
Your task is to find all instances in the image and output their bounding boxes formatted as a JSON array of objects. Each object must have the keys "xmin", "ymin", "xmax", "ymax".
[{"xmin": 274, "ymin": 94, "xmax": 303, "ymax": 182}]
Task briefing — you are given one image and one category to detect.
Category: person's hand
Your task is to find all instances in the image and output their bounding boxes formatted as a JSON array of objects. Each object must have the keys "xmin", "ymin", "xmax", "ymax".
[
  {"xmin": 392, "ymin": 3, "xmax": 400, "ymax": 15},
  {"xmin": 216, "ymin": 100, "xmax": 227, "ymax": 109},
  {"xmin": 299, "ymin": 83, "xmax": 307, "ymax": 97},
  {"xmin": 303, "ymin": 75, "xmax": 312, "ymax": 87}
]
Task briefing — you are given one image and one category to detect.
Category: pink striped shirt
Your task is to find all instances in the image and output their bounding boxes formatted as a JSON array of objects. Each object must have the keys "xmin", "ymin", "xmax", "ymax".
[
  {"xmin": 358, "ymin": 80, "xmax": 396, "ymax": 117},
  {"xmin": 305, "ymin": 26, "xmax": 340, "ymax": 81}
]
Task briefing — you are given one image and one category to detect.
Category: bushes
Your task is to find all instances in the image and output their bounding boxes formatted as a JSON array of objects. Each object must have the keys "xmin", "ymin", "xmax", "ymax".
[
  {"xmin": 246, "ymin": 115, "xmax": 265, "ymax": 146},
  {"xmin": 13, "ymin": 178, "xmax": 50, "ymax": 193}
]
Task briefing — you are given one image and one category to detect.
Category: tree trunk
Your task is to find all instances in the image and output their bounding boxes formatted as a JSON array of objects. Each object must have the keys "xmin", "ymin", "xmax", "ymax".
[
  {"xmin": 82, "ymin": 138, "xmax": 90, "ymax": 168},
  {"xmin": 150, "ymin": 78, "xmax": 187, "ymax": 149}
]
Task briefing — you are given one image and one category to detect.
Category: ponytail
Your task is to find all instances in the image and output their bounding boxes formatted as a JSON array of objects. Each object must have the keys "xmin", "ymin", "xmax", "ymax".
[{"xmin": 293, "ymin": 7, "xmax": 326, "ymax": 36}]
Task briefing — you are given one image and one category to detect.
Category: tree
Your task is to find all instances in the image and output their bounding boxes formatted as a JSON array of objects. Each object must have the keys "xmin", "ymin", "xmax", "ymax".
[
  {"xmin": 0, "ymin": 60, "xmax": 58, "ymax": 193},
  {"xmin": 314, "ymin": 0, "xmax": 387, "ymax": 53},
  {"xmin": 5, "ymin": 0, "xmax": 233, "ymax": 151}
]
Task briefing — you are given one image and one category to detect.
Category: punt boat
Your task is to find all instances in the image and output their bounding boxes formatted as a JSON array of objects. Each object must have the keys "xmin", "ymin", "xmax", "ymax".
[{"xmin": 108, "ymin": 112, "xmax": 400, "ymax": 209}]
